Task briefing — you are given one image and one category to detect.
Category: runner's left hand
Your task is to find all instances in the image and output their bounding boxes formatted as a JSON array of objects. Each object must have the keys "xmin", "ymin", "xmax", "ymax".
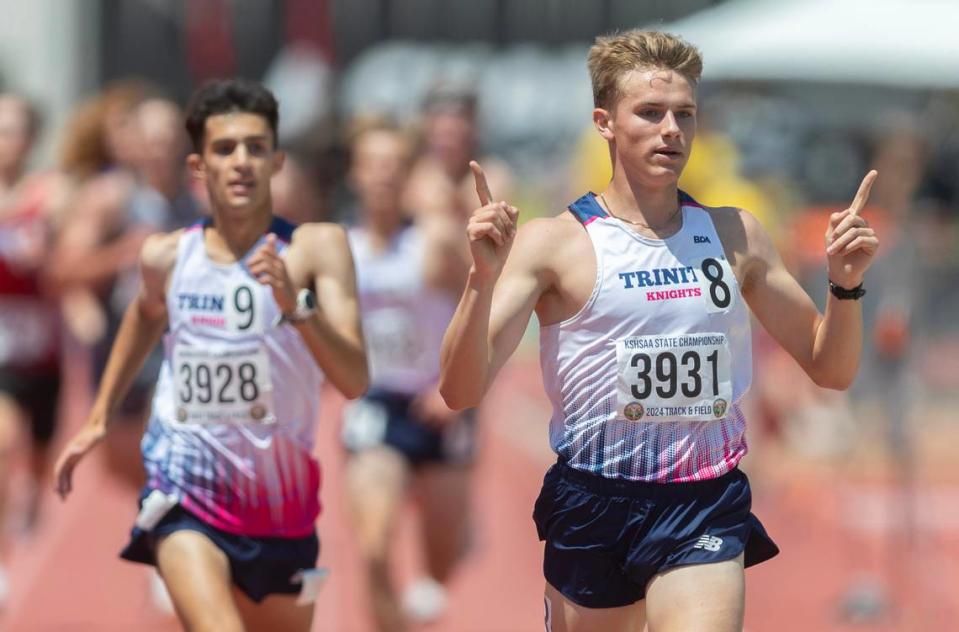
[
  {"xmin": 825, "ymin": 170, "xmax": 880, "ymax": 288},
  {"xmin": 248, "ymin": 233, "xmax": 297, "ymax": 314}
]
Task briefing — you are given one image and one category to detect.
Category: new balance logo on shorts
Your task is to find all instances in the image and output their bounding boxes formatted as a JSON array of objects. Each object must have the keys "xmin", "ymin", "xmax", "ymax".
[{"xmin": 693, "ymin": 534, "xmax": 723, "ymax": 552}]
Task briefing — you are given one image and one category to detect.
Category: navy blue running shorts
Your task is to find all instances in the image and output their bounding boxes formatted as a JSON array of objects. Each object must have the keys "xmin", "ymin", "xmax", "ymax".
[
  {"xmin": 120, "ymin": 496, "xmax": 319, "ymax": 603},
  {"xmin": 0, "ymin": 369, "xmax": 61, "ymax": 445},
  {"xmin": 342, "ymin": 388, "xmax": 477, "ymax": 466},
  {"xmin": 532, "ymin": 459, "xmax": 779, "ymax": 609}
]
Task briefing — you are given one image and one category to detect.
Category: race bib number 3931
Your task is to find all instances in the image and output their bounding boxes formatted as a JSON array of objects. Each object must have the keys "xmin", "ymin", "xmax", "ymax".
[
  {"xmin": 172, "ymin": 344, "xmax": 275, "ymax": 425},
  {"xmin": 615, "ymin": 333, "xmax": 733, "ymax": 423}
]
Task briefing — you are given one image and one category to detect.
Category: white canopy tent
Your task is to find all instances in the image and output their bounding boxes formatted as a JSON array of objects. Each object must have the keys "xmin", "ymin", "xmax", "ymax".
[{"xmin": 661, "ymin": 0, "xmax": 959, "ymax": 89}]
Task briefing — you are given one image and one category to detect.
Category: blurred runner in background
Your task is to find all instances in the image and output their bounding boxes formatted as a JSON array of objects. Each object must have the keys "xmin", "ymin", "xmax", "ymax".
[
  {"xmin": 53, "ymin": 79, "xmax": 368, "ymax": 631},
  {"xmin": 404, "ymin": 83, "xmax": 512, "ymax": 224},
  {"xmin": 50, "ymin": 92, "xmax": 203, "ymax": 495},
  {"xmin": 341, "ymin": 118, "xmax": 473, "ymax": 631},
  {"xmin": 0, "ymin": 93, "xmax": 66, "ymax": 604}
]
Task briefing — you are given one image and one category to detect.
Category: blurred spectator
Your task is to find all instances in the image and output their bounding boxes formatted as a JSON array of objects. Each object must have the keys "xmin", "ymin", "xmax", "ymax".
[
  {"xmin": 0, "ymin": 93, "xmax": 64, "ymax": 604},
  {"xmin": 49, "ymin": 91, "xmax": 201, "ymax": 494},
  {"xmin": 51, "ymin": 80, "xmax": 155, "ymax": 346}
]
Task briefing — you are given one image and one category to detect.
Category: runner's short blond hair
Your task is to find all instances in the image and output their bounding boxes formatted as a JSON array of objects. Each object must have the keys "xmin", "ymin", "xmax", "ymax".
[{"xmin": 587, "ymin": 30, "xmax": 703, "ymax": 109}]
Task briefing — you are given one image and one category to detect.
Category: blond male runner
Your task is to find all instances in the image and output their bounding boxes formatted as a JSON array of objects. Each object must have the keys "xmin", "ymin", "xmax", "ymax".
[
  {"xmin": 54, "ymin": 79, "xmax": 368, "ymax": 632},
  {"xmin": 440, "ymin": 31, "xmax": 879, "ymax": 631}
]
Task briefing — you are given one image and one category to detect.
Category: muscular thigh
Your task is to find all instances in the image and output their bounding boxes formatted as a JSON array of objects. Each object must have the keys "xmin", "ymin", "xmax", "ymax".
[
  {"xmin": 234, "ymin": 589, "xmax": 314, "ymax": 632},
  {"xmin": 644, "ymin": 554, "xmax": 745, "ymax": 632},
  {"xmin": 155, "ymin": 529, "xmax": 244, "ymax": 632},
  {"xmin": 345, "ymin": 446, "xmax": 410, "ymax": 554},
  {"xmin": 544, "ymin": 582, "xmax": 645, "ymax": 632}
]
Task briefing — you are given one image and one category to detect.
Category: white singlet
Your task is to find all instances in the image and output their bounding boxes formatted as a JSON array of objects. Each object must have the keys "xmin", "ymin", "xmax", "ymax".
[
  {"xmin": 540, "ymin": 192, "xmax": 752, "ymax": 483},
  {"xmin": 348, "ymin": 224, "xmax": 454, "ymax": 395},
  {"xmin": 143, "ymin": 217, "xmax": 324, "ymax": 537}
]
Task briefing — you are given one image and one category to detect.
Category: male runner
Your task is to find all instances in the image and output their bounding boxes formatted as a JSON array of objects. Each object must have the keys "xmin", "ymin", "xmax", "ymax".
[
  {"xmin": 340, "ymin": 119, "xmax": 472, "ymax": 631},
  {"xmin": 440, "ymin": 30, "xmax": 879, "ymax": 631},
  {"xmin": 404, "ymin": 83, "xmax": 511, "ymax": 223},
  {"xmin": 0, "ymin": 93, "xmax": 62, "ymax": 601},
  {"xmin": 54, "ymin": 79, "xmax": 368, "ymax": 631}
]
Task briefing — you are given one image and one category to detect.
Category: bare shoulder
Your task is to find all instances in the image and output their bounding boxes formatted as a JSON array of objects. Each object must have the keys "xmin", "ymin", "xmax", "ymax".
[
  {"xmin": 507, "ymin": 211, "xmax": 589, "ymax": 282},
  {"xmin": 289, "ymin": 222, "xmax": 353, "ymax": 275},
  {"xmin": 513, "ymin": 211, "xmax": 585, "ymax": 257},
  {"xmin": 291, "ymin": 222, "xmax": 349, "ymax": 253},
  {"xmin": 140, "ymin": 229, "xmax": 183, "ymax": 275},
  {"xmin": 139, "ymin": 229, "xmax": 182, "ymax": 303},
  {"xmin": 705, "ymin": 204, "xmax": 778, "ymax": 286}
]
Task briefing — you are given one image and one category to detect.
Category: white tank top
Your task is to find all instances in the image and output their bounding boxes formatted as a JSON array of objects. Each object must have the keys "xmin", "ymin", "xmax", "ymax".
[
  {"xmin": 539, "ymin": 192, "xmax": 752, "ymax": 483},
  {"xmin": 349, "ymin": 224, "xmax": 455, "ymax": 395},
  {"xmin": 144, "ymin": 217, "xmax": 325, "ymax": 537}
]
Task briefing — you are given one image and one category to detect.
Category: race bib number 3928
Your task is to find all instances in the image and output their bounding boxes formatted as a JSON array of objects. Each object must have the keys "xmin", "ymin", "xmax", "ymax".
[
  {"xmin": 615, "ymin": 333, "xmax": 733, "ymax": 423},
  {"xmin": 172, "ymin": 344, "xmax": 274, "ymax": 425}
]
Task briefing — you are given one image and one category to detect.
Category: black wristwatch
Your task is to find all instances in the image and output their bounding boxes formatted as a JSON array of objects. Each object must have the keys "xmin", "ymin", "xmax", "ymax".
[{"xmin": 829, "ymin": 280, "xmax": 866, "ymax": 300}]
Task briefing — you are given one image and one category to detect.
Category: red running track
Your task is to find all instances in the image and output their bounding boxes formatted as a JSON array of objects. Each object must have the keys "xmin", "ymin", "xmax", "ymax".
[{"xmin": 3, "ymin": 354, "xmax": 958, "ymax": 630}]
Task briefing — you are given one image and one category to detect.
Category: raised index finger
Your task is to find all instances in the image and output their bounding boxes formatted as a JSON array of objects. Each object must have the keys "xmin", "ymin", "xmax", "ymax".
[
  {"xmin": 850, "ymin": 170, "xmax": 878, "ymax": 216},
  {"xmin": 470, "ymin": 160, "xmax": 493, "ymax": 206}
]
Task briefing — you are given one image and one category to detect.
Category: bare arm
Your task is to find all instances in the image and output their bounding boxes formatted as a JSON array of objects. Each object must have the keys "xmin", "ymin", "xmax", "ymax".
[
  {"xmin": 439, "ymin": 221, "xmax": 552, "ymax": 409},
  {"xmin": 741, "ymin": 171, "xmax": 879, "ymax": 389},
  {"xmin": 54, "ymin": 230, "xmax": 178, "ymax": 498},
  {"xmin": 439, "ymin": 162, "xmax": 543, "ymax": 410},
  {"xmin": 255, "ymin": 225, "xmax": 369, "ymax": 399},
  {"xmin": 48, "ymin": 174, "xmax": 146, "ymax": 292}
]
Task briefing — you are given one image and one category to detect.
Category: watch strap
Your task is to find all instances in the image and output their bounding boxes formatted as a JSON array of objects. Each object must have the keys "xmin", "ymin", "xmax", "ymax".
[{"xmin": 829, "ymin": 280, "xmax": 866, "ymax": 300}]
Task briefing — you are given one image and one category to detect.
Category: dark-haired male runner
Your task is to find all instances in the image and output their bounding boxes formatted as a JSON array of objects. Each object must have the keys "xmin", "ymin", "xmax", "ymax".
[{"xmin": 55, "ymin": 79, "xmax": 368, "ymax": 631}]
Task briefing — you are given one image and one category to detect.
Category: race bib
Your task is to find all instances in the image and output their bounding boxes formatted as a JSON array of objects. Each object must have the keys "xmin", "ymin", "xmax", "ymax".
[
  {"xmin": 615, "ymin": 333, "xmax": 733, "ymax": 423},
  {"xmin": 172, "ymin": 344, "xmax": 274, "ymax": 425}
]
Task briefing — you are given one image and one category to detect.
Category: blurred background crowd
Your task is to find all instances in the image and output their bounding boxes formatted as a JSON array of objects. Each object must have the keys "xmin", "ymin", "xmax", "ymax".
[{"xmin": 0, "ymin": 0, "xmax": 958, "ymax": 630}]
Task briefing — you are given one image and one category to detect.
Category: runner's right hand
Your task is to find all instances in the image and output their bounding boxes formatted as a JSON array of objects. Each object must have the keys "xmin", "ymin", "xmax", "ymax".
[
  {"xmin": 54, "ymin": 422, "xmax": 107, "ymax": 500},
  {"xmin": 467, "ymin": 161, "xmax": 518, "ymax": 282}
]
